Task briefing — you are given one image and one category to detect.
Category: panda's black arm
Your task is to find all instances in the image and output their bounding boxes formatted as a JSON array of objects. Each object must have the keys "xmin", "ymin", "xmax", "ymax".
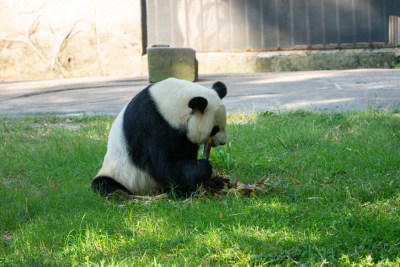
[
  {"xmin": 151, "ymin": 155, "xmax": 212, "ymax": 192},
  {"xmin": 181, "ymin": 158, "xmax": 213, "ymax": 189}
]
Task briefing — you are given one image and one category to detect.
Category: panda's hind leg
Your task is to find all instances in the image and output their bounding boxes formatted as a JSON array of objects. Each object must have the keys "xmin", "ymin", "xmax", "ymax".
[{"xmin": 91, "ymin": 176, "xmax": 132, "ymax": 197}]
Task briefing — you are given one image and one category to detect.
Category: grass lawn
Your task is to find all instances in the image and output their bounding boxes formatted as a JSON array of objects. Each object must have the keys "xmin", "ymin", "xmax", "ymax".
[{"xmin": 1, "ymin": 110, "xmax": 400, "ymax": 266}]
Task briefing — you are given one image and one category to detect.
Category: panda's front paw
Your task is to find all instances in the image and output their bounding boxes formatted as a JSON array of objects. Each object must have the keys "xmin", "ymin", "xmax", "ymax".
[{"xmin": 195, "ymin": 159, "xmax": 212, "ymax": 182}]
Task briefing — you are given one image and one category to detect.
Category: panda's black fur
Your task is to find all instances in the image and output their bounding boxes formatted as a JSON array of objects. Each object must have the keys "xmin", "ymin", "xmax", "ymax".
[
  {"xmin": 123, "ymin": 86, "xmax": 211, "ymax": 192},
  {"xmin": 92, "ymin": 176, "xmax": 132, "ymax": 196},
  {"xmin": 92, "ymin": 79, "xmax": 227, "ymax": 196}
]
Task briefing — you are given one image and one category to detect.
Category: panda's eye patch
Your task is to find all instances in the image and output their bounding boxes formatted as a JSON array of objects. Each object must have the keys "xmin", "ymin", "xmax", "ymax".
[{"xmin": 210, "ymin": 126, "xmax": 220, "ymax": 137}]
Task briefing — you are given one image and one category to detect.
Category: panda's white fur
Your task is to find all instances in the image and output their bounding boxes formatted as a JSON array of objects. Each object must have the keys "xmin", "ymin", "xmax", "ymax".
[
  {"xmin": 95, "ymin": 104, "xmax": 160, "ymax": 194},
  {"xmin": 92, "ymin": 78, "xmax": 228, "ymax": 195}
]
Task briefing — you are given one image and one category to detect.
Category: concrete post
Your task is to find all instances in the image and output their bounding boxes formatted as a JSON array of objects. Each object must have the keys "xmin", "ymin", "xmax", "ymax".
[{"xmin": 147, "ymin": 45, "xmax": 198, "ymax": 83}]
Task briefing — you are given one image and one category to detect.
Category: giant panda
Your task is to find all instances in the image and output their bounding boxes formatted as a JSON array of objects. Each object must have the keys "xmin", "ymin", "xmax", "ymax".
[{"xmin": 92, "ymin": 78, "xmax": 228, "ymax": 196}]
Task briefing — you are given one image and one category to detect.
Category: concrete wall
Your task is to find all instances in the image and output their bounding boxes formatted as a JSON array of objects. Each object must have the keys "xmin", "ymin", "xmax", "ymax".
[
  {"xmin": 1, "ymin": 0, "xmax": 399, "ymax": 81},
  {"xmin": 0, "ymin": 0, "xmax": 146, "ymax": 80},
  {"xmin": 197, "ymin": 48, "xmax": 400, "ymax": 74}
]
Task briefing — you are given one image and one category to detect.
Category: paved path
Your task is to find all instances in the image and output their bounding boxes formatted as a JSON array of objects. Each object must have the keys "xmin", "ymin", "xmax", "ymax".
[{"xmin": 1, "ymin": 69, "xmax": 400, "ymax": 117}]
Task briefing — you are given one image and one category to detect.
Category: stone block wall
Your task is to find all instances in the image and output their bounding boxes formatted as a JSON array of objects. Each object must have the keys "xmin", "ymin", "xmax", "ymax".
[{"xmin": 0, "ymin": 0, "xmax": 146, "ymax": 80}]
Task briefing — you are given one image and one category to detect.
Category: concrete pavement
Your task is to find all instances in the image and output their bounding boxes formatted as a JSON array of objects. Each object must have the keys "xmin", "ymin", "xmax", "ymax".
[{"xmin": 1, "ymin": 69, "xmax": 400, "ymax": 117}]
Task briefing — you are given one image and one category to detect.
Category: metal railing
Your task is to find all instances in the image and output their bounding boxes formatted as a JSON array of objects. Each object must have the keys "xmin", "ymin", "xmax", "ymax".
[{"xmin": 146, "ymin": 0, "xmax": 400, "ymax": 51}]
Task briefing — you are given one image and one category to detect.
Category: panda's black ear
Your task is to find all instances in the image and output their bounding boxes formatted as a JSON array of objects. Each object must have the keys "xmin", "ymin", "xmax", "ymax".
[
  {"xmin": 188, "ymin": 97, "xmax": 208, "ymax": 114},
  {"xmin": 212, "ymin": 81, "xmax": 227, "ymax": 99}
]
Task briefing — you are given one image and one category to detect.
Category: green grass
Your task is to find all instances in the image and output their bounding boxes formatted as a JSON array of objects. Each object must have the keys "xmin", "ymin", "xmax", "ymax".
[{"xmin": 1, "ymin": 111, "xmax": 400, "ymax": 266}]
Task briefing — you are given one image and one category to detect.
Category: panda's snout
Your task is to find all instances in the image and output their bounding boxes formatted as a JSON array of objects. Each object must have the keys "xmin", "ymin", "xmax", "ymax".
[
  {"xmin": 213, "ymin": 132, "xmax": 227, "ymax": 147},
  {"xmin": 212, "ymin": 138, "xmax": 227, "ymax": 147},
  {"xmin": 208, "ymin": 139, "xmax": 225, "ymax": 147},
  {"xmin": 211, "ymin": 142, "xmax": 223, "ymax": 147}
]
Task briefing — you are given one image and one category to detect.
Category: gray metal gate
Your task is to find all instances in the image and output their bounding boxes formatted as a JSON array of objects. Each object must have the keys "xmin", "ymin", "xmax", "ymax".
[{"xmin": 146, "ymin": 0, "xmax": 400, "ymax": 51}]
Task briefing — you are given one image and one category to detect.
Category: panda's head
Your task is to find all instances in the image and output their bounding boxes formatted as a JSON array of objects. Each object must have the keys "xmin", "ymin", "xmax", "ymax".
[
  {"xmin": 150, "ymin": 78, "xmax": 228, "ymax": 147},
  {"xmin": 186, "ymin": 81, "xmax": 227, "ymax": 147}
]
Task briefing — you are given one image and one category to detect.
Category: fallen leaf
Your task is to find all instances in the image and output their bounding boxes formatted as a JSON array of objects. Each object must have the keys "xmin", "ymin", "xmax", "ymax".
[
  {"xmin": 202, "ymin": 259, "xmax": 209, "ymax": 265},
  {"xmin": 289, "ymin": 173, "xmax": 302, "ymax": 185}
]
